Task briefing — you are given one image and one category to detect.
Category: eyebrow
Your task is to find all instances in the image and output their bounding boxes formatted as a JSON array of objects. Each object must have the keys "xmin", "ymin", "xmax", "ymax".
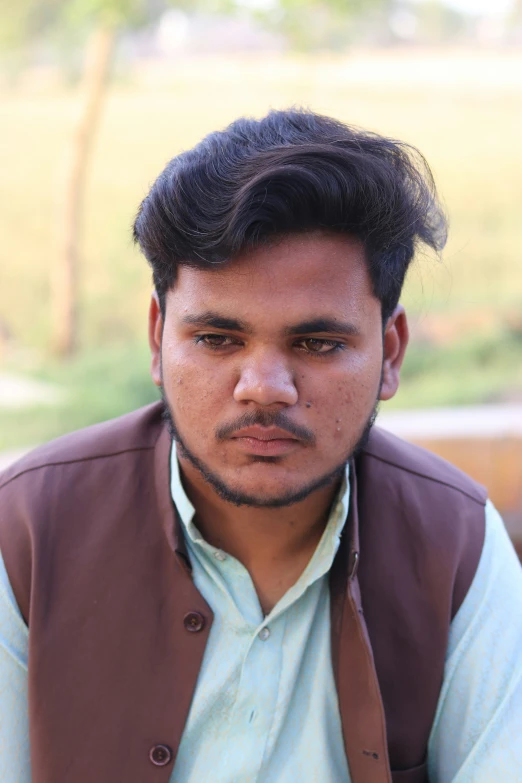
[
  {"xmin": 286, "ymin": 318, "xmax": 361, "ymax": 338},
  {"xmin": 181, "ymin": 312, "xmax": 253, "ymax": 333},
  {"xmin": 181, "ymin": 312, "xmax": 360, "ymax": 338}
]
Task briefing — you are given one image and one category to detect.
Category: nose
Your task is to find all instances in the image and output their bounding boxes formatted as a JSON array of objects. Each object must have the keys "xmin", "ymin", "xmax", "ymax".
[{"xmin": 233, "ymin": 348, "xmax": 298, "ymax": 407}]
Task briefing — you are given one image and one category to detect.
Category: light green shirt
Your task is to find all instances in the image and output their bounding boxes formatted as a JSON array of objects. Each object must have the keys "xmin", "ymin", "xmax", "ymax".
[{"xmin": 170, "ymin": 450, "xmax": 352, "ymax": 782}]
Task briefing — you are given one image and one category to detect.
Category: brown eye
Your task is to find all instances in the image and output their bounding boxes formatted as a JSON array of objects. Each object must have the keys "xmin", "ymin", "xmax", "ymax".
[
  {"xmin": 202, "ymin": 335, "xmax": 228, "ymax": 347},
  {"xmin": 304, "ymin": 339, "xmax": 325, "ymax": 352},
  {"xmin": 196, "ymin": 334, "xmax": 238, "ymax": 349},
  {"xmin": 298, "ymin": 338, "xmax": 341, "ymax": 354}
]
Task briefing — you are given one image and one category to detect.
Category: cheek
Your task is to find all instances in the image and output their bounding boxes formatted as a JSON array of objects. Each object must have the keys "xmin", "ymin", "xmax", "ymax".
[
  {"xmin": 310, "ymin": 363, "xmax": 380, "ymax": 444},
  {"xmin": 163, "ymin": 349, "xmax": 232, "ymax": 429}
]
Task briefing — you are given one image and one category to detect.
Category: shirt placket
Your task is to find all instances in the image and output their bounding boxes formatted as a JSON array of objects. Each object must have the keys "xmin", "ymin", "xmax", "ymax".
[{"xmin": 220, "ymin": 615, "xmax": 286, "ymax": 783}]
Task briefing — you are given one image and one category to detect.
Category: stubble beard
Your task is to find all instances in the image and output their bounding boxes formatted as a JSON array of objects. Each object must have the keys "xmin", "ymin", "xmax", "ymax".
[{"xmin": 160, "ymin": 387, "xmax": 379, "ymax": 509}]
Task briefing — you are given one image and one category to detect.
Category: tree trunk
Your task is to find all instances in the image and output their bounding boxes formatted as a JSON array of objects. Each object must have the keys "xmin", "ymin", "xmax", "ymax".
[{"xmin": 52, "ymin": 25, "xmax": 115, "ymax": 356}]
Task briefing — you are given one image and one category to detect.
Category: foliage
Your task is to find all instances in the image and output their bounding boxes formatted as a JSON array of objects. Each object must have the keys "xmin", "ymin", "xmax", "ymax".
[
  {"xmin": 392, "ymin": 329, "xmax": 522, "ymax": 410},
  {"xmin": 0, "ymin": 0, "xmax": 172, "ymax": 46},
  {"xmin": 411, "ymin": 0, "xmax": 468, "ymax": 44},
  {"xmin": 247, "ymin": 0, "xmax": 392, "ymax": 49},
  {"xmin": 0, "ymin": 0, "xmax": 393, "ymax": 52},
  {"xmin": 0, "ymin": 343, "xmax": 159, "ymax": 450}
]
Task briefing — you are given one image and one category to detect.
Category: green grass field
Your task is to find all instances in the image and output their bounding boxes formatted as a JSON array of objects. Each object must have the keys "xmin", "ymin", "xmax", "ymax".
[{"xmin": 1, "ymin": 51, "xmax": 521, "ymax": 449}]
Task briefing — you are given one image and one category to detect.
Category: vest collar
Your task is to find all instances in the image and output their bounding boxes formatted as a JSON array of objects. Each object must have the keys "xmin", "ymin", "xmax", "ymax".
[
  {"xmin": 329, "ymin": 456, "xmax": 392, "ymax": 783},
  {"xmin": 154, "ymin": 423, "xmax": 193, "ymax": 574}
]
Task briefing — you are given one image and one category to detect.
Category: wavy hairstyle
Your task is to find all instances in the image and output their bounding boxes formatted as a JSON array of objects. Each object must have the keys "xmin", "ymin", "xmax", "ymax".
[{"xmin": 133, "ymin": 109, "xmax": 447, "ymax": 321}]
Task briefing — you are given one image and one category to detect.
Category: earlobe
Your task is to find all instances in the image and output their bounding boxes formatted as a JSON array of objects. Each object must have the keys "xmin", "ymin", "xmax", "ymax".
[
  {"xmin": 379, "ymin": 306, "xmax": 409, "ymax": 402},
  {"xmin": 148, "ymin": 292, "xmax": 163, "ymax": 388}
]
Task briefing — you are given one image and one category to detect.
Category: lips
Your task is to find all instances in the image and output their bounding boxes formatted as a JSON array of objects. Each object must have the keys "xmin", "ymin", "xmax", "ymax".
[
  {"xmin": 231, "ymin": 426, "xmax": 299, "ymax": 441},
  {"xmin": 230, "ymin": 425, "xmax": 301, "ymax": 457}
]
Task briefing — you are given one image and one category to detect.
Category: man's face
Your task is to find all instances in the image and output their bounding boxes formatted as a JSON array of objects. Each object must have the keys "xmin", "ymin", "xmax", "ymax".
[{"xmin": 150, "ymin": 232, "xmax": 407, "ymax": 507}]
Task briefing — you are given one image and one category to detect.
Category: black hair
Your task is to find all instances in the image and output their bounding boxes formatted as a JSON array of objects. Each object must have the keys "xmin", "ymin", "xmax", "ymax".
[{"xmin": 133, "ymin": 108, "xmax": 447, "ymax": 321}]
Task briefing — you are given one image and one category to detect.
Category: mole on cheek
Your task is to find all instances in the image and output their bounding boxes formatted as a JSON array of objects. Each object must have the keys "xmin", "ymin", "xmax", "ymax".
[{"xmin": 305, "ymin": 402, "xmax": 312, "ymax": 408}]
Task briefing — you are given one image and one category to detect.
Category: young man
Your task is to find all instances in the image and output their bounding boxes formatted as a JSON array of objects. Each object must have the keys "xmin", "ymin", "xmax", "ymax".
[{"xmin": 0, "ymin": 110, "xmax": 521, "ymax": 783}]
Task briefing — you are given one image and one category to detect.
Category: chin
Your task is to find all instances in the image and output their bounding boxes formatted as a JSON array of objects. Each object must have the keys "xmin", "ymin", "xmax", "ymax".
[{"xmin": 194, "ymin": 460, "xmax": 345, "ymax": 509}]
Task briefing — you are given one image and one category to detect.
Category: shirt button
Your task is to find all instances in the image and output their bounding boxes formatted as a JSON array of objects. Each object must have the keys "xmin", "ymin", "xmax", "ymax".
[
  {"xmin": 214, "ymin": 550, "xmax": 227, "ymax": 561},
  {"xmin": 149, "ymin": 744, "xmax": 173, "ymax": 766},
  {"xmin": 258, "ymin": 627, "xmax": 270, "ymax": 641},
  {"xmin": 183, "ymin": 611, "xmax": 206, "ymax": 633}
]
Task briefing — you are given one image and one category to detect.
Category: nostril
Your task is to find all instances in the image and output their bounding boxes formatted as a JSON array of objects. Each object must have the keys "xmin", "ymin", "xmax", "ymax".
[{"xmin": 233, "ymin": 363, "xmax": 298, "ymax": 407}]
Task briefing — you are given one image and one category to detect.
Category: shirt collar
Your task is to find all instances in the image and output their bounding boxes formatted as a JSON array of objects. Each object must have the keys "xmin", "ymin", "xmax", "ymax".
[{"xmin": 169, "ymin": 444, "xmax": 351, "ymax": 579}]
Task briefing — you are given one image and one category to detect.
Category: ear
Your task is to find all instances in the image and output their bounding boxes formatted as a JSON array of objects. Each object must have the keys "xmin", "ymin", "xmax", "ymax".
[
  {"xmin": 379, "ymin": 305, "xmax": 409, "ymax": 402},
  {"xmin": 148, "ymin": 291, "xmax": 163, "ymax": 388}
]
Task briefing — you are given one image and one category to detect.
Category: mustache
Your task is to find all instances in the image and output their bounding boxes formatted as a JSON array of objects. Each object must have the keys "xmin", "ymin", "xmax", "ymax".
[{"xmin": 216, "ymin": 410, "xmax": 316, "ymax": 445}]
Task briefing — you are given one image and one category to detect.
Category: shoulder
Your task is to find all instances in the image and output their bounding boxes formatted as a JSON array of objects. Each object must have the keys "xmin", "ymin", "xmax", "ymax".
[
  {"xmin": 0, "ymin": 400, "xmax": 166, "ymax": 551},
  {"xmin": 361, "ymin": 426, "xmax": 487, "ymax": 507},
  {"xmin": 0, "ymin": 401, "xmax": 164, "ymax": 493},
  {"xmin": 0, "ymin": 402, "xmax": 165, "ymax": 621},
  {"xmin": 358, "ymin": 427, "xmax": 487, "ymax": 617}
]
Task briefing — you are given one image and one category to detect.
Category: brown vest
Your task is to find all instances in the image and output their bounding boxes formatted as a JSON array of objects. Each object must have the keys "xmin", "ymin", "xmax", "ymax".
[{"xmin": 0, "ymin": 402, "xmax": 486, "ymax": 783}]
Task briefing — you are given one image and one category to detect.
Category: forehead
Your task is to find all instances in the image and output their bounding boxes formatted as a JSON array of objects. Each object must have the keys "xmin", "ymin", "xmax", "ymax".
[{"xmin": 168, "ymin": 232, "xmax": 378, "ymax": 324}]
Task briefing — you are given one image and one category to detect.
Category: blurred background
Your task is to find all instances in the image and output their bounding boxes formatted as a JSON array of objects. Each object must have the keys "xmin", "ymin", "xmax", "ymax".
[{"xmin": 0, "ymin": 0, "xmax": 521, "ymax": 548}]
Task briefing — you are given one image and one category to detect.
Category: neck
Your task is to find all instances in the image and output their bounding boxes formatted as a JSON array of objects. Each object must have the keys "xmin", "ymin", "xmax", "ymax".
[{"xmin": 177, "ymin": 452, "xmax": 343, "ymax": 614}]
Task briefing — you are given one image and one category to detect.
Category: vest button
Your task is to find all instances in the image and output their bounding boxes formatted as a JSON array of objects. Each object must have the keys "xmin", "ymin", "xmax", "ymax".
[
  {"xmin": 149, "ymin": 744, "xmax": 173, "ymax": 766},
  {"xmin": 183, "ymin": 611, "xmax": 205, "ymax": 632}
]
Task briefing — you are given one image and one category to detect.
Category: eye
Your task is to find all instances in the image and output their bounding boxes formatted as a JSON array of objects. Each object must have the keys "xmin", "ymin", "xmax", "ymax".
[
  {"xmin": 195, "ymin": 334, "xmax": 239, "ymax": 349},
  {"xmin": 296, "ymin": 338, "xmax": 343, "ymax": 355}
]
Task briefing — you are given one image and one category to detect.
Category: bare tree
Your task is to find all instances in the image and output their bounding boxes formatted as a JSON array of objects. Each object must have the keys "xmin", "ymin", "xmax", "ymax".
[{"xmin": 53, "ymin": 23, "xmax": 116, "ymax": 355}]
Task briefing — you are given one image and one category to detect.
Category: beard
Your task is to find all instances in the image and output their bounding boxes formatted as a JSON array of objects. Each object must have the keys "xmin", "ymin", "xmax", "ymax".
[{"xmin": 160, "ymin": 387, "xmax": 379, "ymax": 509}]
